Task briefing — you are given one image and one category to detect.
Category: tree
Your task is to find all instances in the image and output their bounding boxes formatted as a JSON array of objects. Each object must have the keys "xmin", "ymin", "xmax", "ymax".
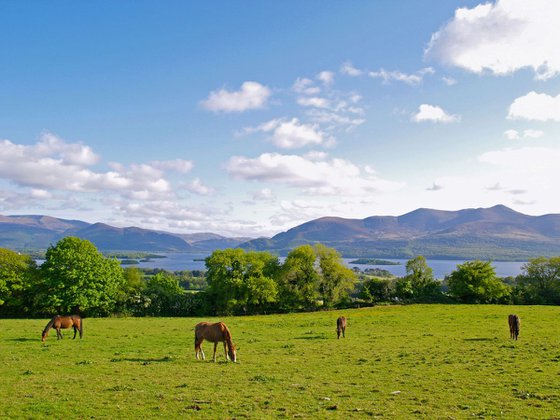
[
  {"xmin": 115, "ymin": 267, "xmax": 150, "ymax": 316},
  {"xmin": 40, "ymin": 237, "xmax": 124, "ymax": 316},
  {"xmin": 315, "ymin": 244, "xmax": 357, "ymax": 308},
  {"xmin": 360, "ymin": 277, "xmax": 394, "ymax": 304},
  {"xmin": 447, "ymin": 260, "xmax": 510, "ymax": 303},
  {"xmin": 0, "ymin": 248, "xmax": 38, "ymax": 316},
  {"xmin": 516, "ymin": 257, "xmax": 560, "ymax": 304},
  {"xmin": 395, "ymin": 256, "xmax": 441, "ymax": 302},
  {"xmin": 277, "ymin": 245, "xmax": 320, "ymax": 311},
  {"xmin": 205, "ymin": 249, "xmax": 279, "ymax": 315},
  {"xmin": 145, "ymin": 271, "xmax": 185, "ymax": 316}
]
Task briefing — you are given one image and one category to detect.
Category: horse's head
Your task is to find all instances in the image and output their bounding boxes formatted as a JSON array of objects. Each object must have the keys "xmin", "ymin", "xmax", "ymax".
[
  {"xmin": 41, "ymin": 331, "xmax": 48, "ymax": 342},
  {"xmin": 228, "ymin": 344, "xmax": 237, "ymax": 363}
]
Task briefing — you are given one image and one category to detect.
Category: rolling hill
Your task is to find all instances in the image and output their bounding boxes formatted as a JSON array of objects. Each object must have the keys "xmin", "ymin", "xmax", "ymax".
[
  {"xmin": 2, "ymin": 205, "xmax": 560, "ymax": 259},
  {"xmin": 240, "ymin": 205, "xmax": 560, "ymax": 260}
]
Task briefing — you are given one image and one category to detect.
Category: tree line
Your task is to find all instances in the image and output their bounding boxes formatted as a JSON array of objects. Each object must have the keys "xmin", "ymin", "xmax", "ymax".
[{"xmin": 1, "ymin": 237, "xmax": 559, "ymax": 318}]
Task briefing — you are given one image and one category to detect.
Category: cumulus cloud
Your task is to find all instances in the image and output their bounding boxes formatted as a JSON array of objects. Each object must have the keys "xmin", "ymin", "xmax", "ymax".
[
  {"xmin": 252, "ymin": 188, "xmax": 275, "ymax": 201},
  {"xmin": 201, "ymin": 81, "xmax": 271, "ymax": 112},
  {"xmin": 479, "ymin": 146, "xmax": 560, "ymax": 171},
  {"xmin": 292, "ymin": 78, "xmax": 321, "ymax": 95},
  {"xmin": 508, "ymin": 92, "xmax": 560, "ymax": 121},
  {"xmin": 297, "ymin": 97, "xmax": 330, "ymax": 109},
  {"xmin": 369, "ymin": 67, "xmax": 434, "ymax": 85},
  {"xmin": 317, "ymin": 70, "xmax": 335, "ymax": 86},
  {"xmin": 183, "ymin": 178, "xmax": 214, "ymax": 196},
  {"xmin": 340, "ymin": 62, "xmax": 363, "ymax": 77},
  {"xmin": 245, "ymin": 118, "xmax": 331, "ymax": 149},
  {"xmin": 426, "ymin": 0, "xmax": 560, "ymax": 80},
  {"xmin": 226, "ymin": 153, "xmax": 403, "ymax": 196},
  {"xmin": 151, "ymin": 159, "xmax": 194, "ymax": 173},
  {"xmin": 412, "ymin": 104, "xmax": 460, "ymax": 123},
  {"xmin": 504, "ymin": 128, "xmax": 545, "ymax": 139}
]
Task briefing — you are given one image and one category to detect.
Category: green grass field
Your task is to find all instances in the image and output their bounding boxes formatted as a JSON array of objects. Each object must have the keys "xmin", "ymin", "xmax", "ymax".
[{"xmin": 1, "ymin": 305, "xmax": 559, "ymax": 418}]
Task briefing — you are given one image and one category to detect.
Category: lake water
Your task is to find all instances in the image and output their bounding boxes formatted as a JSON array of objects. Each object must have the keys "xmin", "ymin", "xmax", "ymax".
[{"xmin": 128, "ymin": 252, "xmax": 526, "ymax": 279}]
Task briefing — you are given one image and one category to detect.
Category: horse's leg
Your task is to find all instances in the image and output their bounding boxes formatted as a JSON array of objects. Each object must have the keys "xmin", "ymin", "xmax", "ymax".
[
  {"xmin": 57, "ymin": 328, "xmax": 62, "ymax": 339},
  {"xmin": 343, "ymin": 327, "xmax": 346, "ymax": 338},
  {"xmin": 213, "ymin": 342, "xmax": 218, "ymax": 362},
  {"xmin": 223, "ymin": 342, "xmax": 228, "ymax": 360},
  {"xmin": 73, "ymin": 326, "xmax": 77, "ymax": 339}
]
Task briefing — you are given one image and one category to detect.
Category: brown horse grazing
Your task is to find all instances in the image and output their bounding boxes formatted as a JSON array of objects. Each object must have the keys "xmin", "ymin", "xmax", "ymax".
[
  {"xmin": 42, "ymin": 315, "xmax": 83, "ymax": 342},
  {"xmin": 337, "ymin": 316, "xmax": 347, "ymax": 339},
  {"xmin": 195, "ymin": 322, "xmax": 237, "ymax": 362},
  {"xmin": 508, "ymin": 314, "xmax": 520, "ymax": 340}
]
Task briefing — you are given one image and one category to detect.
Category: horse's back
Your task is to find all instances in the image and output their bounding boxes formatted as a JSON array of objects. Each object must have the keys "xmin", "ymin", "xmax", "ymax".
[
  {"xmin": 337, "ymin": 316, "xmax": 346, "ymax": 328},
  {"xmin": 195, "ymin": 321, "xmax": 229, "ymax": 342}
]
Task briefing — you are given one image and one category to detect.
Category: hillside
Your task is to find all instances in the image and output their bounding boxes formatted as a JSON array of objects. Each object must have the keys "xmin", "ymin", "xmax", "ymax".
[
  {"xmin": 240, "ymin": 205, "xmax": 560, "ymax": 260},
  {"xmin": 2, "ymin": 205, "xmax": 560, "ymax": 259}
]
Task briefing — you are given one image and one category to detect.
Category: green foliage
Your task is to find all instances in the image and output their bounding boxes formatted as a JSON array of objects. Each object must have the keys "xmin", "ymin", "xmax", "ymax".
[
  {"xmin": 0, "ymin": 248, "xmax": 38, "ymax": 314},
  {"xmin": 516, "ymin": 257, "xmax": 560, "ymax": 304},
  {"xmin": 315, "ymin": 244, "xmax": 357, "ymax": 308},
  {"xmin": 395, "ymin": 256, "xmax": 442, "ymax": 302},
  {"xmin": 40, "ymin": 237, "xmax": 125, "ymax": 316},
  {"xmin": 205, "ymin": 248, "xmax": 280, "ymax": 315},
  {"xmin": 360, "ymin": 277, "xmax": 394, "ymax": 303},
  {"xmin": 447, "ymin": 260, "xmax": 511, "ymax": 303},
  {"xmin": 145, "ymin": 271, "xmax": 185, "ymax": 316},
  {"xmin": 278, "ymin": 245, "xmax": 319, "ymax": 311}
]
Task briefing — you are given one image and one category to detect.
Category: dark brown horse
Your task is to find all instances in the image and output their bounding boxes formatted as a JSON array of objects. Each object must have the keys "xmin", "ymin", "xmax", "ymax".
[
  {"xmin": 195, "ymin": 321, "xmax": 237, "ymax": 362},
  {"xmin": 508, "ymin": 314, "xmax": 520, "ymax": 340},
  {"xmin": 337, "ymin": 316, "xmax": 347, "ymax": 339},
  {"xmin": 42, "ymin": 315, "xmax": 83, "ymax": 342}
]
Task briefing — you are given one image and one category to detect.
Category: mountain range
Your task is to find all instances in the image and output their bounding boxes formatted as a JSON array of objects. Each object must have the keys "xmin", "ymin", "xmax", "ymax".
[{"xmin": 1, "ymin": 205, "xmax": 560, "ymax": 260}]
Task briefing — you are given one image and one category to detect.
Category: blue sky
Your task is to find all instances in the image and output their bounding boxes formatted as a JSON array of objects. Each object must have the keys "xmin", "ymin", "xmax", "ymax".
[{"xmin": 1, "ymin": 1, "xmax": 559, "ymax": 237}]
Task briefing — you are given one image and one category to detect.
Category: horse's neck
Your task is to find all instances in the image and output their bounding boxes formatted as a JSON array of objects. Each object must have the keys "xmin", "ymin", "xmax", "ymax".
[{"xmin": 43, "ymin": 318, "xmax": 55, "ymax": 333}]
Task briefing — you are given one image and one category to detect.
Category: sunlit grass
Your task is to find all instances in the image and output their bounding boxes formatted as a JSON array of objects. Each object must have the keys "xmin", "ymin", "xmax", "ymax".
[{"xmin": 1, "ymin": 305, "xmax": 559, "ymax": 418}]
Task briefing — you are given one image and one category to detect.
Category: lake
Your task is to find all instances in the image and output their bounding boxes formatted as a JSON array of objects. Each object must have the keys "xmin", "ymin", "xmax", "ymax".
[{"xmin": 127, "ymin": 252, "xmax": 526, "ymax": 279}]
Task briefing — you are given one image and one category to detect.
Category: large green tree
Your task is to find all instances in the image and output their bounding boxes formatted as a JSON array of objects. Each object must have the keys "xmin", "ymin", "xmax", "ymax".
[
  {"xmin": 447, "ymin": 260, "xmax": 510, "ymax": 303},
  {"xmin": 277, "ymin": 245, "xmax": 320, "ymax": 311},
  {"xmin": 205, "ymin": 248, "xmax": 279, "ymax": 315},
  {"xmin": 0, "ymin": 248, "xmax": 38, "ymax": 315},
  {"xmin": 40, "ymin": 237, "xmax": 124, "ymax": 315},
  {"xmin": 516, "ymin": 257, "xmax": 560, "ymax": 304},
  {"xmin": 315, "ymin": 244, "xmax": 356, "ymax": 308},
  {"xmin": 395, "ymin": 256, "xmax": 441, "ymax": 302}
]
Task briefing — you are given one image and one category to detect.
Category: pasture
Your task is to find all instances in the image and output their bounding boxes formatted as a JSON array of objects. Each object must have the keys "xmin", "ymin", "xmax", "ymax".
[{"xmin": 1, "ymin": 305, "xmax": 559, "ymax": 418}]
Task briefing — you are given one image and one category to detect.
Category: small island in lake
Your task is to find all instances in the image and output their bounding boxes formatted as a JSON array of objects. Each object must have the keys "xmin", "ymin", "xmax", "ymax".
[{"xmin": 349, "ymin": 258, "xmax": 400, "ymax": 265}]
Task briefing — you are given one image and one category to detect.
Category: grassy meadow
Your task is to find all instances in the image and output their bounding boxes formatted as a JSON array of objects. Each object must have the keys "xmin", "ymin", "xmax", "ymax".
[{"xmin": 1, "ymin": 305, "xmax": 559, "ymax": 418}]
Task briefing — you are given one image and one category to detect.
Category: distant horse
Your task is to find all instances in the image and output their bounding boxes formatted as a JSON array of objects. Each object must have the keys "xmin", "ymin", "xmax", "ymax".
[
  {"xmin": 195, "ymin": 322, "xmax": 237, "ymax": 362},
  {"xmin": 508, "ymin": 314, "xmax": 520, "ymax": 340},
  {"xmin": 337, "ymin": 316, "xmax": 347, "ymax": 339},
  {"xmin": 42, "ymin": 315, "xmax": 83, "ymax": 342}
]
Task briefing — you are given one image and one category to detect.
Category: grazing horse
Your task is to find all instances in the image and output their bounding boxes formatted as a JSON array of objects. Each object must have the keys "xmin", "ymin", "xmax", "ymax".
[
  {"xmin": 337, "ymin": 316, "xmax": 347, "ymax": 339},
  {"xmin": 194, "ymin": 321, "xmax": 237, "ymax": 362},
  {"xmin": 508, "ymin": 314, "xmax": 520, "ymax": 340},
  {"xmin": 42, "ymin": 315, "xmax": 83, "ymax": 342}
]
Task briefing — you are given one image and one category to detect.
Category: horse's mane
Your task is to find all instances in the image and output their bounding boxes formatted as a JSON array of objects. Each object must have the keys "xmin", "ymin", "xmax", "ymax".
[
  {"xmin": 222, "ymin": 323, "xmax": 235, "ymax": 349},
  {"xmin": 42, "ymin": 316, "xmax": 56, "ymax": 334}
]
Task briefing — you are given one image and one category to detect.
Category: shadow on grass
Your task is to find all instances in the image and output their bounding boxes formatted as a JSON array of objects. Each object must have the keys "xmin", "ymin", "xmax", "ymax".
[
  {"xmin": 7, "ymin": 338, "xmax": 38, "ymax": 342},
  {"xmin": 463, "ymin": 337, "xmax": 496, "ymax": 342},
  {"xmin": 111, "ymin": 356, "xmax": 174, "ymax": 363},
  {"xmin": 295, "ymin": 335, "xmax": 328, "ymax": 340}
]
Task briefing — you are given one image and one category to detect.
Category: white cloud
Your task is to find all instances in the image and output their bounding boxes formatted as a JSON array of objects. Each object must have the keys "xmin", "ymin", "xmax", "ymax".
[
  {"xmin": 508, "ymin": 91, "xmax": 560, "ymax": 121},
  {"xmin": 523, "ymin": 129, "xmax": 544, "ymax": 139},
  {"xmin": 479, "ymin": 146, "xmax": 560, "ymax": 171},
  {"xmin": 151, "ymin": 159, "xmax": 194, "ymax": 173},
  {"xmin": 297, "ymin": 97, "xmax": 330, "ymax": 109},
  {"xmin": 226, "ymin": 153, "xmax": 404, "ymax": 196},
  {"xmin": 426, "ymin": 0, "xmax": 560, "ymax": 80},
  {"xmin": 369, "ymin": 67, "xmax": 434, "ymax": 85},
  {"xmin": 340, "ymin": 62, "xmax": 363, "ymax": 77},
  {"xmin": 252, "ymin": 188, "xmax": 275, "ymax": 201},
  {"xmin": 412, "ymin": 104, "xmax": 460, "ymax": 123},
  {"xmin": 201, "ymin": 81, "xmax": 271, "ymax": 112},
  {"xmin": 292, "ymin": 78, "xmax": 321, "ymax": 95},
  {"xmin": 504, "ymin": 129, "xmax": 521, "ymax": 140},
  {"xmin": 442, "ymin": 76, "xmax": 457, "ymax": 86},
  {"xmin": 184, "ymin": 178, "xmax": 214, "ymax": 196},
  {"xmin": 246, "ymin": 118, "xmax": 331, "ymax": 149},
  {"xmin": 317, "ymin": 71, "xmax": 335, "ymax": 86},
  {"xmin": 426, "ymin": 182, "xmax": 444, "ymax": 191}
]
